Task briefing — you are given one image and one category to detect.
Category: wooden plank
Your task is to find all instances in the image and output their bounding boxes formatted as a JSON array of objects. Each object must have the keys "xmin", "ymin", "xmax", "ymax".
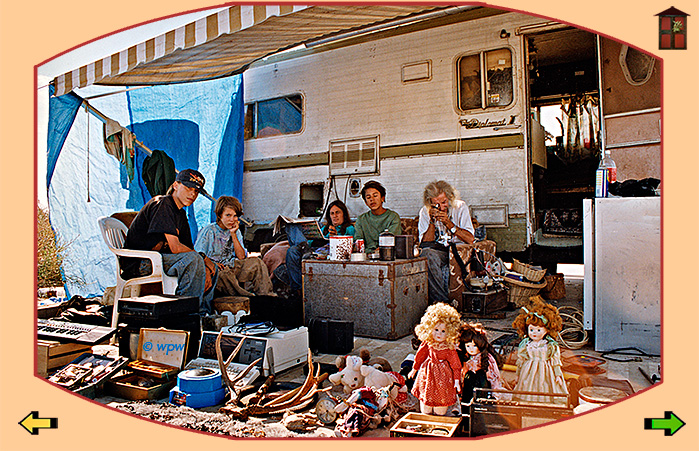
[{"xmin": 37, "ymin": 340, "xmax": 92, "ymax": 377}]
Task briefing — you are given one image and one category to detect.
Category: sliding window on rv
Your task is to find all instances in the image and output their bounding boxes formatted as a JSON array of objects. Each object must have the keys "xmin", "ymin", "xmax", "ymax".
[
  {"xmin": 244, "ymin": 94, "xmax": 304, "ymax": 139},
  {"xmin": 457, "ymin": 48, "xmax": 513, "ymax": 111}
]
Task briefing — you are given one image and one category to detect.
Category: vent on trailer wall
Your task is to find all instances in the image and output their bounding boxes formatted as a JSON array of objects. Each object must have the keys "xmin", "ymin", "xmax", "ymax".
[{"xmin": 329, "ymin": 136, "xmax": 379, "ymax": 176}]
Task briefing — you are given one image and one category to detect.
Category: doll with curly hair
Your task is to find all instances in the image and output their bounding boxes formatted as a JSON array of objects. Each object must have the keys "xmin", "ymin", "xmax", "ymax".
[
  {"xmin": 511, "ymin": 296, "xmax": 568, "ymax": 404},
  {"xmin": 457, "ymin": 322, "xmax": 505, "ymax": 404},
  {"xmin": 408, "ymin": 303, "xmax": 462, "ymax": 415}
]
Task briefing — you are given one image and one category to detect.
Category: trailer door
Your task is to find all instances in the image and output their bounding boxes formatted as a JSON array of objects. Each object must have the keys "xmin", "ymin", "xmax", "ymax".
[{"xmin": 598, "ymin": 37, "xmax": 661, "ymax": 183}]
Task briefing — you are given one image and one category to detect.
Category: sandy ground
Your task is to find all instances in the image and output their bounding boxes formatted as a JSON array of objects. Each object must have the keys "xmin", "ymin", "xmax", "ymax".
[{"xmin": 112, "ymin": 400, "xmax": 338, "ymax": 438}]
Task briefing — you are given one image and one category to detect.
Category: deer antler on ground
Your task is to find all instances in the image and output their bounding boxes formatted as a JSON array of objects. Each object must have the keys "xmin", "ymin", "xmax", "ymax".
[
  {"xmin": 219, "ymin": 349, "xmax": 330, "ymax": 418},
  {"xmin": 215, "ymin": 331, "xmax": 262, "ymax": 405}
]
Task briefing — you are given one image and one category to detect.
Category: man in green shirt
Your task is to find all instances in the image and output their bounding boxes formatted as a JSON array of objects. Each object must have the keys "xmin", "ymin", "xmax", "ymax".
[{"xmin": 353, "ymin": 180, "xmax": 402, "ymax": 253}]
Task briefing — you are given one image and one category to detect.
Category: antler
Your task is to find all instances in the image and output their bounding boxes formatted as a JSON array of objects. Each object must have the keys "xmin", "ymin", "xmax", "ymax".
[
  {"xmin": 215, "ymin": 331, "xmax": 261, "ymax": 404},
  {"xmin": 220, "ymin": 349, "xmax": 330, "ymax": 418}
]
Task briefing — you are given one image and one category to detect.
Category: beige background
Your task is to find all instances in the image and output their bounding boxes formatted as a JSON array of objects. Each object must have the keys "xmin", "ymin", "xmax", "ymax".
[{"xmin": 1, "ymin": 0, "xmax": 697, "ymax": 449}]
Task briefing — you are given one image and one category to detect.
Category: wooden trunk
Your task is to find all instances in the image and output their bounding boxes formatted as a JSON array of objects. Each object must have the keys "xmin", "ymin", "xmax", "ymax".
[{"xmin": 302, "ymin": 257, "xmax": 428, "ymax": 340}]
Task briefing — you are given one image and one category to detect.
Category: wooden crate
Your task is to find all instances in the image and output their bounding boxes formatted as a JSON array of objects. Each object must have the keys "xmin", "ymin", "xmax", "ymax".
[
  {"xmin": 37, "ymin": 340, "xmax": 91, "ymax": 377},
  {"xmin": 106, "ymin": 328, "xmax": 188, "ymax": 401},
  {"xmin": 390, "ymin": 412, "xmax": 462, "ymax": 437},
  {"xmin": 212, "ymin": 296, "xmax": 250, "ymax": 315}
]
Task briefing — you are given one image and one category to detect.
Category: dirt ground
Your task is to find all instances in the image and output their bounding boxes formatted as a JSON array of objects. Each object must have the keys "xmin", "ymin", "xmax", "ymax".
[{"xmin": 112, "ymin": 400, "xmax": 337, "ymax": 438}]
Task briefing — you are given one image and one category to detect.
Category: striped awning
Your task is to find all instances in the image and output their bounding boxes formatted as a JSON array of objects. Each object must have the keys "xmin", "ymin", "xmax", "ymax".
[{"xmin": 52, "ymin": 5, "xmax": 447, "ymax": 96}]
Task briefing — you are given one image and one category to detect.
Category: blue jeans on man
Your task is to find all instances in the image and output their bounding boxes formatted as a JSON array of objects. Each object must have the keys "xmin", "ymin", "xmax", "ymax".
[
  {"xmin": 285, "ymin": 224, "xmax": 310, "ymax": 292},
  {"xmin": 141, "ymin": 251, "xmax": 217, "ymax": 314},
  {"xmin": 419, "ymin": 246, "xmax": 450, "ymax": 304}
]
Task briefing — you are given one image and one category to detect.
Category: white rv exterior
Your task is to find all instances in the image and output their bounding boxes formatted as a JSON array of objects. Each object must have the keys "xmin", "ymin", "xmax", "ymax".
[{"xmin": 240, "ymin": 7, "xmax": 661, "ymax": 257}]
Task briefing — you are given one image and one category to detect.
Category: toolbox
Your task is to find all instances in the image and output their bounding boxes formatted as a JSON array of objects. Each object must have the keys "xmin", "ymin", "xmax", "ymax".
[
  {"xmin": 390, "ymin": 412, "xmax": 462, "ymax": 437},
  {"xmin": 461, "ymin": 285, "xmax": 508, "ymax": 315},
  {"xmin": 47, "ymin": 353, "xmax": 129, "ymax": 398},
  {"xmin": 37, "ymin": 339, "xmax": 92, "ymax": 377},
  {"xmin": 107, "ymin": 328, "xmax": 189, "ymax": 400},
  {"xmin": 302, "ymin": 257, "xmax": 428, "ymax": 340}
]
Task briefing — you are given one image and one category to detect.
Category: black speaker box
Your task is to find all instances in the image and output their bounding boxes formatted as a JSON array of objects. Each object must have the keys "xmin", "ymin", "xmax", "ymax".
[
  {"xmin": 248, "ymin": 295, "xmax": 304, "ymax": 330},
  {"xmin": 395, "ymin": 235, "xmax": 415, "ymax": 259},
  {"xmin": 308, "ymin": 317, "xmax": 354, "ymax": 354}
]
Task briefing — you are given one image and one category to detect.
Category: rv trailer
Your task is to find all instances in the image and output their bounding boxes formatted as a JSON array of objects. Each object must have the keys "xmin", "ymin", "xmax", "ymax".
[{"xmin": 241, "ymin": 6, "xmax": 661, "ymax": 266}]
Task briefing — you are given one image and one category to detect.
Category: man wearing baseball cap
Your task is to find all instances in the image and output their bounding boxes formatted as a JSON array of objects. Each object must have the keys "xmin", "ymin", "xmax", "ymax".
[{"xmin": 121, "ymin": 169, "xmax": 217, "ymax": 313}]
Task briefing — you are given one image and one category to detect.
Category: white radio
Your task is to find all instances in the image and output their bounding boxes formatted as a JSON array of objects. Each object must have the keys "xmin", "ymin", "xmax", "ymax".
[{"xmin": 220, "ymin": 326, "xmax": 309, "ymax": 376}]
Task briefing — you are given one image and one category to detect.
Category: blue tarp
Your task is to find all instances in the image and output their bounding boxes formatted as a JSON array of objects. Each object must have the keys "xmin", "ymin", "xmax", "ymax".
[
  {"xmin": 47, "ymin": 84, "xmax": 83, "ymax": 188},
  {"xmin": 47, "ymin": 75, "xmax": 244, "ymax": 297}
]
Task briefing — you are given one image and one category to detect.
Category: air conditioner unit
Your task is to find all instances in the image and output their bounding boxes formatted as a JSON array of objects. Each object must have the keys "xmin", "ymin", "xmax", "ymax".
[{"xmin": 329, "ymin": 135, "xmax": 379, "ymax": 176}]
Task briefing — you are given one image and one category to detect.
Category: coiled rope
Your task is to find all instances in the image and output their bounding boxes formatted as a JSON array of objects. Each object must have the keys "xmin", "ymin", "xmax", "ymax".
[{"xmin": 556, "ymin": 305, "xmax": 588, "ymax": 349}]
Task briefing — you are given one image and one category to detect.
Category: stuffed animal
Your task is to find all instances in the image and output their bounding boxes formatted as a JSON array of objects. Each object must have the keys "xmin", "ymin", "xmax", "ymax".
[
  {"xmin": 361, "ymin": 365, "xmax": 410, "ymax": 408},
  {"xmin": 359, "ymin": 349, "xmax": 393, "ymax": 373},
  {"xmin": 386, "ymin": 371, "xmax": 409, "ymax": 405},
  {"xmin": 360, "ymin": 364, "xmax": 394, "ymax": 390},
  {"xmin": 334, "ymin": 350, "xmax": 392, "ymax": 373},
  {"xmin": 329, "ymin": 355, "xmax": 364, "ymax": 394}
]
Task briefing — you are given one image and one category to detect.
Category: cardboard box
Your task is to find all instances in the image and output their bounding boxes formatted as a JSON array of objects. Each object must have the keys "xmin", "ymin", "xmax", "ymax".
[
  {"xmin": 37, "ymin": 339, "xmax": 92, "ymax": 377},
  {"xmin": 107, "ymin": 328, "xmax": 189, "ymax": 400},
  {"xmin": 390, "ymin": 412, "xmax": 462, "ymax": 437}
]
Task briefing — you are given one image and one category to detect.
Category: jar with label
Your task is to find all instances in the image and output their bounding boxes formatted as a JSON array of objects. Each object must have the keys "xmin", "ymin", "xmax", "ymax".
[{"xmin": 379, "ymin": 230, "xmax": 395, "ymax": 261}]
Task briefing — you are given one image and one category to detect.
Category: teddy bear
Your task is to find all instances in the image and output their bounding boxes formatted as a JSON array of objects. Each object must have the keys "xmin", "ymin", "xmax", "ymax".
[
  {"xmin": 333, "ymin": 350, "xmax": 392, "ymax": 374},
  {"xmin": 358, "ymin": 349, "xmax": 392, "ymax": 373},
  {"xmin": 360, "ymin": 364, "xmax": 394, "ymax": 390},
  {"xmin": 361, "ymin": 365, "xmax": 409, "ymax": 406},
  {"xmin": 328, "ymin": 355, "xmax": 364, "ymax": 394}
]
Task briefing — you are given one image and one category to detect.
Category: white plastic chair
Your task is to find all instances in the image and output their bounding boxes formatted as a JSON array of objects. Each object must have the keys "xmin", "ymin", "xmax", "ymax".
[{"xmin": 98, "ymin": 216, "xmax": 178, "ymax": 328}]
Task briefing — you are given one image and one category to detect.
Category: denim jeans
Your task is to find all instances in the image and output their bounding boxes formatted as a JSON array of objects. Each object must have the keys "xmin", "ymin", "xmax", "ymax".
[
  {"xmin": 160, "ymin": 251, "xmax": 216, "ymax": 314},
  {"xmin": 284, "ymin": 224, "xmax": 310, "ymax": 291},
  {"xmin": 419, "ymin": 246, "xmax": 450, "ymax": 304}
]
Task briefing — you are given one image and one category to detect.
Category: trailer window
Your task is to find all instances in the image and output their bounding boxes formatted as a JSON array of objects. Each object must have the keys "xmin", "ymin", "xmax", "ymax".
[
  {"xmin": 458, "ymin": 48, "xmax": 513, "ymax": 111},
  {"xmin": 244, "ymin": 94, "xmax": 303, "ymax": 139}
]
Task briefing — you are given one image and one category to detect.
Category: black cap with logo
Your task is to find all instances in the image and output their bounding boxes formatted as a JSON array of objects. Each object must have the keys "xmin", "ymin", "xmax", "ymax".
[{"xmin": 175, "ymin": 169, "xmax": 206, "ymax": 193}]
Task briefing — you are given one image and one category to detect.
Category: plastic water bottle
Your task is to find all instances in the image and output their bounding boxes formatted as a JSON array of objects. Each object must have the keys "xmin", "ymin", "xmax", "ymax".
[
  {"xmin": 595, "ymin": 150, "xmax": 616, "ymax": 197},
  {"xmin": 602, "ymin": 150, "xmax": 617, "ymax": 183}
]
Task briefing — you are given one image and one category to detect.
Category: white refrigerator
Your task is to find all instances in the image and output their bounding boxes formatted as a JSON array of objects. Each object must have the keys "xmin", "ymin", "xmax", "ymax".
[{"xmin": 582, "ymin": 197, "xmax": 661, "ymax": 355}]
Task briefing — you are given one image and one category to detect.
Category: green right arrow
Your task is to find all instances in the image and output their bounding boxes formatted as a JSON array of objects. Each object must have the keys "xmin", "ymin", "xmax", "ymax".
[{"xmin": 644, "ymin": 411, "xmax": 685, "ymax": 436}]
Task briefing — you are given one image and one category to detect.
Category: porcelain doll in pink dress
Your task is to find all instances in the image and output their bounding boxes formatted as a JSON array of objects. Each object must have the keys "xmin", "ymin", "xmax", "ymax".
[{"xmin": 409, "ymin": 303, "xmax": 462, "ymax": 415}]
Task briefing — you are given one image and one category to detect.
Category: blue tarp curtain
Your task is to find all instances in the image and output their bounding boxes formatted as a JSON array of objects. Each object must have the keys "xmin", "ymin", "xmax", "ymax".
[
  {"xmin": 47, "ymin": 75, "xmax": 244, "ymax": 297},
  {"xmin": 47, "ymin": 84, "xmax": 83, "ymax": 188}
]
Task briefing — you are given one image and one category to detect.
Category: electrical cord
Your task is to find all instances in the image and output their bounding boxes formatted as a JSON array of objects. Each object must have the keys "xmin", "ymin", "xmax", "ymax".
[
  {"xmin": 229, "ymin": 321, "xmax": 278, "ymax": 336},
  {"xmin": 599, "ymin": 347, "xmax": 660, "ymax": 362},
  {"xmin": 343, "ymin": 175, "xmax": 351, "ymax": 205},
  {"xmin": 318, "ymin": 176, "xmax": 335, "ymax": 221},
  {"xmin": 555, "ymin": 305, "xmax": 589, "ymax": 350}
]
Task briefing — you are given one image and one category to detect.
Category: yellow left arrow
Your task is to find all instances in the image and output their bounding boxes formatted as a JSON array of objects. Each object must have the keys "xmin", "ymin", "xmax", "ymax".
[{"xmin": 19, "ymin": 411, "xmax": 58, "ymax": 435}]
